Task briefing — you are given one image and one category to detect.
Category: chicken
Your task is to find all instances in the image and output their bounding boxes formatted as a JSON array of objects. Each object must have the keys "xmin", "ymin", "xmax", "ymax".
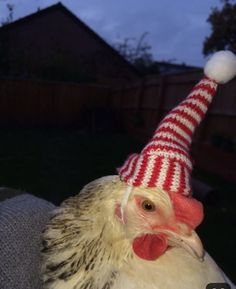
[
  {"xmin": 41, "ymin": 51, "xmax": 236, "ymax": 289},
  {"xmin": 42, "ymin": 176, "xmax": 235, "ymax": 289}
]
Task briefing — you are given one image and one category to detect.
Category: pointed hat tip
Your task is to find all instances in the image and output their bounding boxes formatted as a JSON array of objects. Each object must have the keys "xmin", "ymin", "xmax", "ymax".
[{"xmin": 204, "ymin": 50, "xmax": 236, "ymax": 84}]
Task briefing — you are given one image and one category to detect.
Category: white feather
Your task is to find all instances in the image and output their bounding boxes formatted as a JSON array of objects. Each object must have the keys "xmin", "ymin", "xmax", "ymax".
[{"xmin": 113, "ymin": 250, "xmax": 234, "ymax": 289}]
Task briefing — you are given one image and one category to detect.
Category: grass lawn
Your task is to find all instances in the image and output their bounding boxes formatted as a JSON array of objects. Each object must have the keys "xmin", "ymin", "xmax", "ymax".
[{"xmin": 0, "ymin": 128, "xmax": 235, "ymax": 282}]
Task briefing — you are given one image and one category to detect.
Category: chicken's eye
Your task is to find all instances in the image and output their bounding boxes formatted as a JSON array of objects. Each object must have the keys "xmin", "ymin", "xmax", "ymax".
[{"xmin": 141, "ymin": 200, "xmax": 156, "ymax": 212}]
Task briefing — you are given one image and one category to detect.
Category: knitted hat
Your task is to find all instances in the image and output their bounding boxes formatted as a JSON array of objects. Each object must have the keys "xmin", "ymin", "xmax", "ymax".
[{"xmin": 119, "ymin": 51, "xmax": 236, "ymax": 196}]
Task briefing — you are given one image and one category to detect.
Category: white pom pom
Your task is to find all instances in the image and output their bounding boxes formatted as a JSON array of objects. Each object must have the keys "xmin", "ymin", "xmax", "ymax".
[{"xmin": 204, "ymin": 51, "xmax": 236, "ymax": 84}]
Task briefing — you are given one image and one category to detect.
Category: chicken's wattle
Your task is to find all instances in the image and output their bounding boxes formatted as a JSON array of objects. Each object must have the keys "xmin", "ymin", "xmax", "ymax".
[{"xmin": 132, "ymin": 234, "xmax": 167, "ymax": 260}]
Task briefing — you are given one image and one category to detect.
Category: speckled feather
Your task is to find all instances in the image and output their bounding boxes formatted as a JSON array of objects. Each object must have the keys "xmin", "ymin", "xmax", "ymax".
[
  {"xmin": 41, "ymin": 176, "xmax": 234, "ymax": 289},
  {"xmin": 41, "ymin": 176, "xmax": 131, "ymax": 289}
]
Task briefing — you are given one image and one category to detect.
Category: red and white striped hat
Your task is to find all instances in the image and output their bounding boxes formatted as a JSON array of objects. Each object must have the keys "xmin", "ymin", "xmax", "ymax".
[{"xmin": 119, "ymin": 51, "xmax": 236, "ymax": 196}]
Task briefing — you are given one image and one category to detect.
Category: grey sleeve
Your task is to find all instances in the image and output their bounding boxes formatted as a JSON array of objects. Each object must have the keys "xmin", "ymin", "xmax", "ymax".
[{"xmin": 0, "ymin": 194, "xmax": 56, "ymax": 289}]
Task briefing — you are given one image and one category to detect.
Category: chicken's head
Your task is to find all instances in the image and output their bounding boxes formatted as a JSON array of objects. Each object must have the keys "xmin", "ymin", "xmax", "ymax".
[
  {"xmin": 115, "ymin": 185, "xmax": 204, "ymax": 261},
  {"xmin": 41, "ymin": 176, "xmax": 203, "ymax": 289}
]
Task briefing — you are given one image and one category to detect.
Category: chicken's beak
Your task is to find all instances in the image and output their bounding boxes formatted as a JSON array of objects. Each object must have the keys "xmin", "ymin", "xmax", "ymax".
[{"xmin": 167, "ymin": 230, "xmax": 204, "ymax": 261}]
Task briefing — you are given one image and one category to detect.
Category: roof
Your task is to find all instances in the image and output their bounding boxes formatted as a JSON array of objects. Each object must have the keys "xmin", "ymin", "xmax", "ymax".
[
  {"xmin": 155, "ymin": 61, "xmax": 201, "ymax": 75},
  {"xmin": 0, "ymin": 2, "xmax": 140, "ymax": 77},
  {"xmin": 157, "ymin": 61, "xmax": 201, "ymax": 70}
]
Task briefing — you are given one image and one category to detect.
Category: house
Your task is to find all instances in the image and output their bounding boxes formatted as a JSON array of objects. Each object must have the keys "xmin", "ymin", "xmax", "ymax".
[
  {"xmin": 0, "ymin": 2, "xmax": 140, "ymax": 83},
  {"xmin": 156, "ymin": 61, "xmax": 201, "ymax": 75}
]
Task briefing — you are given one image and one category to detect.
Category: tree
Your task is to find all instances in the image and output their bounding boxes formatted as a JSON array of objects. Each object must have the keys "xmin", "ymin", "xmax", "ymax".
[
  {"xmin": 113, "ymin": 32, "xmax": 160, "ymax": 75},
  {"xmin": 0, "ymin": 3, "xmax": 14, "ymax": 76},
  {"xmin": 203, "ymin": 0, "xmax": 236, "ymax": 56},
  {"xmin": 114, "ymin": 32, "xmax": 152, "ymax": 63},
  {"xmin": 1, "ymin": 3, "xmax": 14, "ymax": 26}
]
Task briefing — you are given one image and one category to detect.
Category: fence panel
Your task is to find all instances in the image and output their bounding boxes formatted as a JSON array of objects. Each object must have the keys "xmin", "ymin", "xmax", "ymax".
[
  {"xmin": 112, "ymin": 72, "xmax": 236, "ymax": 145},
  {"xmin": 0, "ymin": 75, "xmax": 236, "ymax": 142},
  {"xmin": 0, "ymin": 79, "xmax": 111, "ymax": 127}
]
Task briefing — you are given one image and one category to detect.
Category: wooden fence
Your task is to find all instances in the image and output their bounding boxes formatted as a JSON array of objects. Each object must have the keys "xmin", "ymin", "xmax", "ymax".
[
  {"xmin": 0, "ymin": 74, "xmax": 236, "ymax": 143},
  {"xmin": 0, "ymin": 79, "xmax": 111, "ymax": 127},
  {"xmin": 111, "ymin": 71, "xmax": 236, "ymax": 145},
  {"xmin": 0, "ymin": 75, "xmax": 236, "ymax": 180}
]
